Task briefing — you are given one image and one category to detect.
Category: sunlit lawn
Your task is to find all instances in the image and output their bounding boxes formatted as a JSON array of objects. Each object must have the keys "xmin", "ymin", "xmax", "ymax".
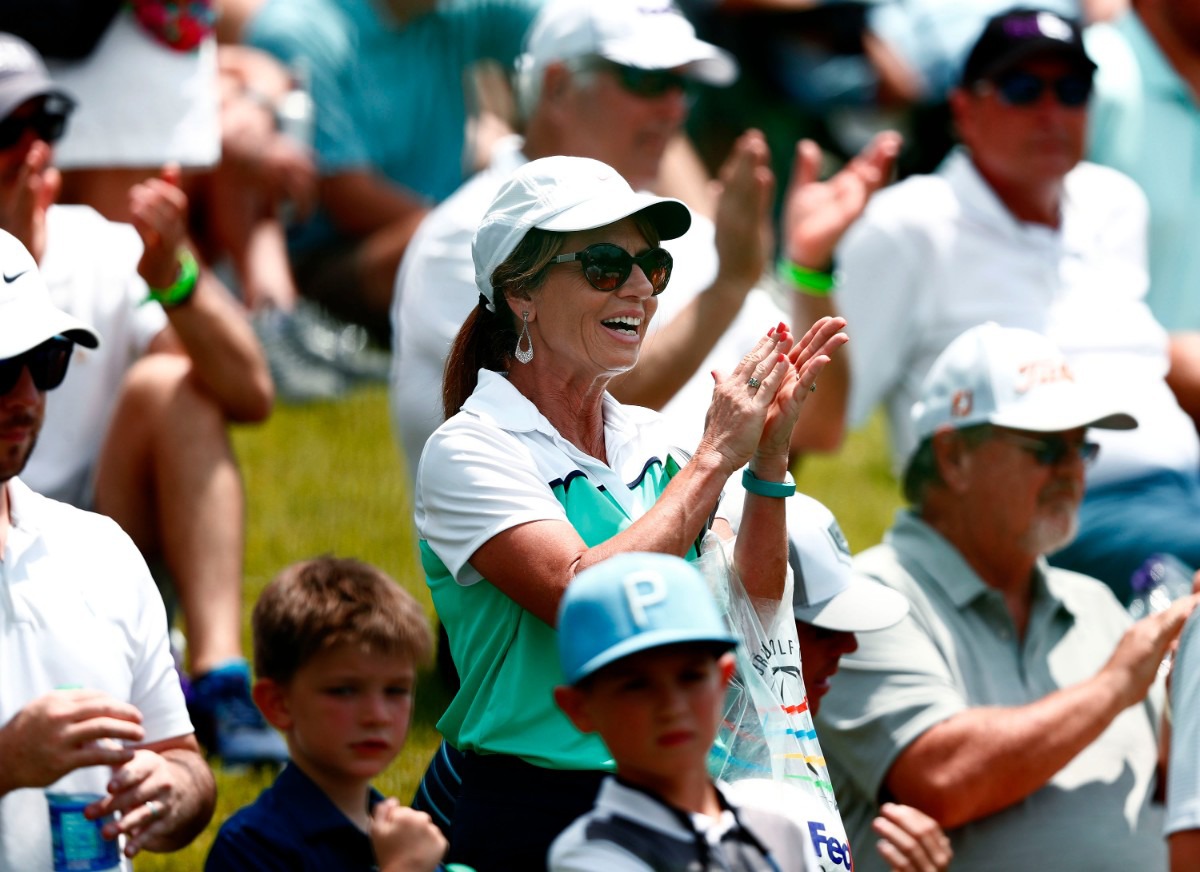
[{"xmin": 138, "ymin": 385, "xmax": 899, "ymax": 869}]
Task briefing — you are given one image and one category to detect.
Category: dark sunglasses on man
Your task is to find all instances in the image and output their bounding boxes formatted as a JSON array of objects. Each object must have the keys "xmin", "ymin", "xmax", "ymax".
[
  {"xmin": 979, "ymin": 69, "xmax": 1093, "ymax": 108},
  {"xmin": 0, "ymin": 100, "xmax": 73, "ymax": 151},
  {"xmin": 0, "ymin": 337, "xmax": 73, "ymax": 395},
  {"xmin": 991, "ymin": 429, "xmax": 1100, "ymax": 466},
  {"xmin": 572, "ymin": 57, "xmax": 696, "ymax": 101},
  {"xmin": 552, "ymin": 243, "xmax": 674, "ymax": 295}
]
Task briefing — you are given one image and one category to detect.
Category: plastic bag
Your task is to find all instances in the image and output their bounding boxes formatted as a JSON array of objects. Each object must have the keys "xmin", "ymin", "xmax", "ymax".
[{"xmin": 695, "ymin": 537, "xmax": 854, "ymax": 872}]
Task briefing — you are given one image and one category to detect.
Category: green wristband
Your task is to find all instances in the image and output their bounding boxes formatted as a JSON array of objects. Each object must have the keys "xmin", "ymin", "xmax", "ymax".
[
  {"xmin": 778, "ymin": 259, "xmax": 836, "ymax": 297},
  {"xmin": 142, "ymin": 248, "xmax": 199, "ymax": 308},
  {"xmin": 742, "ymin": 468, "xmax": 797, "ymax": 498}
]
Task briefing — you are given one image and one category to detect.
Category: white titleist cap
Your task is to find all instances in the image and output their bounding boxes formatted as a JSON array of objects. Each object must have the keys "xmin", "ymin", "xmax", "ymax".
[
  {"xmin": 788, "ymin": 494, "xmax": 908, "ymax": 633},
  {"xmin": 472, "ymin": 155, "xmax": 691, "ymax": 309},
  {"xmin": 0, "ymin": 229, "xmax": 99, "ymax": 359},
  {"xmin": 516, "ymin": 0, "xmax": 738, "ymax": 87},
  {"xmin": 910, "ymin": 322, "xmax": 1137, "ymax": 448}
]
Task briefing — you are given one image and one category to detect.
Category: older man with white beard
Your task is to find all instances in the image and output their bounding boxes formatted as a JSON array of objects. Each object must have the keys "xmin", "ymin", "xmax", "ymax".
[{"xmin": 815, "ymin": 322, "xmax": 1200, "ymax": 871}]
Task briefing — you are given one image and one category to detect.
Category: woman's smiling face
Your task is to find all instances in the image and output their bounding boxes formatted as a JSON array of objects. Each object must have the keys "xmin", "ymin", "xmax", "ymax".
[{"xmin": 516, "ymin": 217, "xmax": 660, "ymax": 382}]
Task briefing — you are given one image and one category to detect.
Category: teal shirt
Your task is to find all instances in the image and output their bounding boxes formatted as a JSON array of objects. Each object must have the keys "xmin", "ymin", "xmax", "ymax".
[
  {"xmin": 1088, "ymin": 13, "xmax": 1200, "ymax": 330},
  {"xmin": 246, "ymin": 0, "xmax": 540, "ymax": 249}
]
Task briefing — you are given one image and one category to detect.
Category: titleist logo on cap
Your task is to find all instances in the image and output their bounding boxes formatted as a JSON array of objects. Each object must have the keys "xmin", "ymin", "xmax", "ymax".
[{"xmin": 1015, "ymin": 358, "xmax": 1074, "ymax": 394}]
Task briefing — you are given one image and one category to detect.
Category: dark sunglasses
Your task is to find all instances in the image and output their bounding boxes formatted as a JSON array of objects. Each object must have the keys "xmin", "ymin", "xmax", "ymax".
[
  {"xmin": 992, "ymin": 430, "xmax": 1100, "ymax": 466},
  {"xmin": 552, "ymin": 243, "xmax": 673, "ymax": 295},
  {"xmin": 0, "ymin": 337, "xmax": 73, "ymax": 395},
  {"xmin": 0, "ymin": 107, "xmax": 70, "ymax": 151},
  {"xmin": 984, "ymin": 70, "xmax": 1093, "ymax": 108},
  {"xmin": 609, "ymin": 62, "xmax": 693, "ymax": 99}
]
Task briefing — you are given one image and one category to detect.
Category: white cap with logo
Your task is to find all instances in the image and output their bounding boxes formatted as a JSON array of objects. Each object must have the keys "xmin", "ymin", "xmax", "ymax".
[
  {"xmin": 516, "ymin": 0, "xmax": 738, "ymax": 88},
  {"xmin": 788, "ymin": 494, "xmax": 909, "ymax": 633},
  {"xmin": 472, "ymin": 155, "xmax": 691, "ymax": 309},
  {"xmin": 910, "ymin": 322, "xmax": 1137, "ymax": 447},
  {"xmin": 0, "ymin": 230, "xmax": 99, "ymax": 359}
]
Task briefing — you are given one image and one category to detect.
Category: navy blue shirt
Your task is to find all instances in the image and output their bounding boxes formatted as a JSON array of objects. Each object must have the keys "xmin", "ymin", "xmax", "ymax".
[{"xmin": 205, "ymin": 763, "xmax": 386, "ymax": 871}]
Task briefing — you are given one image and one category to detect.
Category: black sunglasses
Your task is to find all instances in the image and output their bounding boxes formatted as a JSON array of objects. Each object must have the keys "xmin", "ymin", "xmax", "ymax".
[
  {"xmin": 984, "ymin": 70, "xmax": 1093, "ymax": 108},
  {"xmin": 0, "ymin": 337, "xmax": 73, "ymax": 395},
  {"xmin": 608, "ymin": 62, "xmax": 693, "ymax": 99},
  {"xmin": 551, "ymin": 243, "xmax": 673, "ymax": 295},
  {"xmin": 0, "ymin": 107, "xmax": 70, "ymax": 151},
  {"xmin": 991, "ymin": 430, "xmax": 1100, "ymax": 466}
]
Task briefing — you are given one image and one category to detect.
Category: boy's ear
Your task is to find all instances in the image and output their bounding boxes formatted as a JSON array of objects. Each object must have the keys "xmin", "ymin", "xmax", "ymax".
[
  {"xmin": 553, "ymin": 685, "xmax": 596, "ymax": 735},
  {"xmin": 717, "ymin": 652, "xmax": 736, "ymax": 690},
  {"xmin": 252, "ymin": 677, "xmax": 293, "ymax": 731}
]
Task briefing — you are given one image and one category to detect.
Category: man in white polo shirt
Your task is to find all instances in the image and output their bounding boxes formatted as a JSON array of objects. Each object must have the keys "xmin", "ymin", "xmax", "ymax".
[
  {"xmin": 820, "ymin": 6, "xmax": 1200, "ymax": 603},
  {"xmin": 817, "ymin": 322, "xmax": 1197, "ymax": 871},
  {"xmin": 0, "ymin": 229, "xmax": 215, "ymax": 869}
]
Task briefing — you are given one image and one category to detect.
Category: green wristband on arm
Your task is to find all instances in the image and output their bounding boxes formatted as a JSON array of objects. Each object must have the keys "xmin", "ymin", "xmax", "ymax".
[
  {"xmin": 777, "ymin": 259, "xmax": 837, "ymax": 297},
  {"xmin": 142, "ymin": 248, "xmax": 200, "ymax": 308}
]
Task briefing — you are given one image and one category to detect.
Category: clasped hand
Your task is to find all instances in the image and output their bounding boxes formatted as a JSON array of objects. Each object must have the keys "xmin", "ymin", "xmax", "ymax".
[{"xmin": 699, "ymin": 315, "xmax": 848, "ymax": 474}]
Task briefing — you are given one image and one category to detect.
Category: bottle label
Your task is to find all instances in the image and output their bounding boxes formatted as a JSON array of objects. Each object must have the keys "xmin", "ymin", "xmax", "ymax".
[{"xmin": 47, "ymin": 793, "xmax": 121, "ymax": 872}]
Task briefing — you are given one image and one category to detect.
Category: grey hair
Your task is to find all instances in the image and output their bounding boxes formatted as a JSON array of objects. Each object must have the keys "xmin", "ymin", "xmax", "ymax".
[
  {"xmin": 902, "ymin": 424, "xmax": 993, "ymax": 508},
  {"xmin": 515, "ymin": 55, "xmax": 602, "ymax": 123}
]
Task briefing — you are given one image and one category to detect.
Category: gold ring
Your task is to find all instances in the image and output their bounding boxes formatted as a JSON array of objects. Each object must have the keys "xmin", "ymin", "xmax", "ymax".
[{"xmin": 747, "ymin": 377, "xmax": 761, "ymax": 389}]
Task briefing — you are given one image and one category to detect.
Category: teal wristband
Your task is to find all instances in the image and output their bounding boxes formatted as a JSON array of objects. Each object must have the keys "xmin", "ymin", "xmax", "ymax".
[
  {"xmin": 142, "ymin": 248, "xmax": 199, "ymax": 308},
  {"xmin": 742, "ymin": 468, "xmax": 796, "ymax": 498},
  {"xmin": 778, "ymin": 259, "xmax": 836, "ymax": 297}
]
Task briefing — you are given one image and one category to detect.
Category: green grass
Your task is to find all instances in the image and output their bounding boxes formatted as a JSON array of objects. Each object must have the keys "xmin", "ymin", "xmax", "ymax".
[{"xmin": 136, "ymin": 386, "xmax": 899, "ymax": 869}]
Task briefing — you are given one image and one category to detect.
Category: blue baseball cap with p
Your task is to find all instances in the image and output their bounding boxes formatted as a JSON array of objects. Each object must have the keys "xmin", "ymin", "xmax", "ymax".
[{"xmin": 556, "ymin": 552, "xmax": 738, "ymax": 686}]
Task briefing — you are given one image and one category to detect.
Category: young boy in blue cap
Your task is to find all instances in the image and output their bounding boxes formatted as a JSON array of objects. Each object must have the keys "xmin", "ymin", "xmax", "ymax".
[{"xmin": 549, "ymin": 552, "xmax": 820, "ymax": 871}]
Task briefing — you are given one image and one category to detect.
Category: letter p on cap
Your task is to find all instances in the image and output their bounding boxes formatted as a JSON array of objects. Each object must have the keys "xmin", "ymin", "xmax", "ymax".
[{"xmin": 623, "ymin": 570, "xmax": 666, "ymax": 627}]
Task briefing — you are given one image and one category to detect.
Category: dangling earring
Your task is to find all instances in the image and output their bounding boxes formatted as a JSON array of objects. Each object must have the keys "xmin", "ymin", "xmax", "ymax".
[{"xmin": 514, "ymin": 311, "xmax": 534, "ymax": 364}]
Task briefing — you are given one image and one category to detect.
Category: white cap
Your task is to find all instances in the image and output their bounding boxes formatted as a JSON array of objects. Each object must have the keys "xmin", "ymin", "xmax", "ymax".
[
  {"xmin": 516, "ymin": 0, "xmax": 738, "ymax": 88},
  {"xmin": 472, "ymin": 155, "xmax": 691, "ymax": 308},
  {"xmin": 788, "ymin": 494, "xmax": 909, "ymax": 633},
  {"xmin": 910, "ymin": 322, "xmax": 1137, "ymax": 449},
  {"xmin": 0, "ymin": 230, "xmax": 98, "ymax": 359}
]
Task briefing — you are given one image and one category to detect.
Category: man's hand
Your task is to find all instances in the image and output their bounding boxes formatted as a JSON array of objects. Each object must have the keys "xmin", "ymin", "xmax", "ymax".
[
  {"xmin": 1102, "ymin": 593, "xmax": 1200, "ymax": 710},
  {"xmin": 712, "ymin": 128, "xmax": 775, "ymax": 291},
  {"xmin": 85, "ymin": 741, "xmax": 211, "ymax": 857},
  {"xmin": 873, "ymin": 802, "xmax": 953, "ymax": 872},
  {"xmin": 782, "ymin": 131, "xmax": 901, "ymax": 269},
  {"xmin": 370, "ymin": 798, "xmax": 448, "ymax": 872},
  {"xmin": 0, "ymin": 139, "xmax": 59, "ymax": 261},
  {"xmin": 129, "ymin": 164, "xmax": 191, "ymax": 290},
  {"xmin": 0, "ymin": 690, "xmax": 141, "ymax": 795}
]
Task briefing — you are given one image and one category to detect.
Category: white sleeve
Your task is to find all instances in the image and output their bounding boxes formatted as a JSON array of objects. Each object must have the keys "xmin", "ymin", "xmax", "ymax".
[
  {"xmin": 836, "ymin": 203, "xmax": 923, "ymax": 428},
  {"xmin": 415, "ymin": 420, "xmax": 570, "ymax": 585},
  {"xmin": 119, "ymin": 529, "xmax": 193, "ymax": 743}
]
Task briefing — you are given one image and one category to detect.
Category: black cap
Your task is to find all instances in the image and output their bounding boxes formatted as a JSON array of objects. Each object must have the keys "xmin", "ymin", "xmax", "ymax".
[
  {"xmin": 960, "ymin": 8, "xmax": 1096, "ymax": 87},
  {"xmin": 0, "ymin": 33, "xmax": 75, "ymax": 120}
]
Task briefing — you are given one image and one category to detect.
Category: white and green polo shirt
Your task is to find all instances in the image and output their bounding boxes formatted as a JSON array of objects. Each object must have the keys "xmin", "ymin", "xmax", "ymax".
[{"xmin": 415, "ymin": 370, "xmax": 708, "ymax": 770}]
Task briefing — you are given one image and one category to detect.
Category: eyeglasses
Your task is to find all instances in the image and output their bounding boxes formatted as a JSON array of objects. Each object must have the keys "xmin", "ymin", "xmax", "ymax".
[
  {"xmin": 0, "ymin": 337, "xmax": 73, "ymax": 395},
  {"xmin": 991, "ymin": 430, "xmax": 1100, "ymax": 466},
  {"xmin": 572, "ymin": 57, "xmax": 695, "ymax": 100},
  {"xmin": 0, "ymin": 107, "xmax": 70, "ymax": 151},
  {"xmin": 551, "ymin": 243, "xmax": 673, "ymax": 295},
  {"xmin": 608, "ymin": 62, "xmax": 693, "ymax": 99},
  {"xmin": 981, "ymin": 70, "xmax": 1093, "ymax": 108}
]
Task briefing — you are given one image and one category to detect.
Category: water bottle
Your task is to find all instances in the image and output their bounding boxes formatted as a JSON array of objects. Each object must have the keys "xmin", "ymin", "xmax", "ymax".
[
  {"xmin": 1128, "ymin": 553, "xmax": 1194, "ymax": 679},
  {"xmin": 46, "ymin": 767, "xmax": 121, "ymax": 871},
  {"xmin": 275, "ymin": 59, "xmax": 314, "ymax": 229},
  {"xmin": 1128, "ymin": 553, "xmax": 1194, "ymax": 620}
]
